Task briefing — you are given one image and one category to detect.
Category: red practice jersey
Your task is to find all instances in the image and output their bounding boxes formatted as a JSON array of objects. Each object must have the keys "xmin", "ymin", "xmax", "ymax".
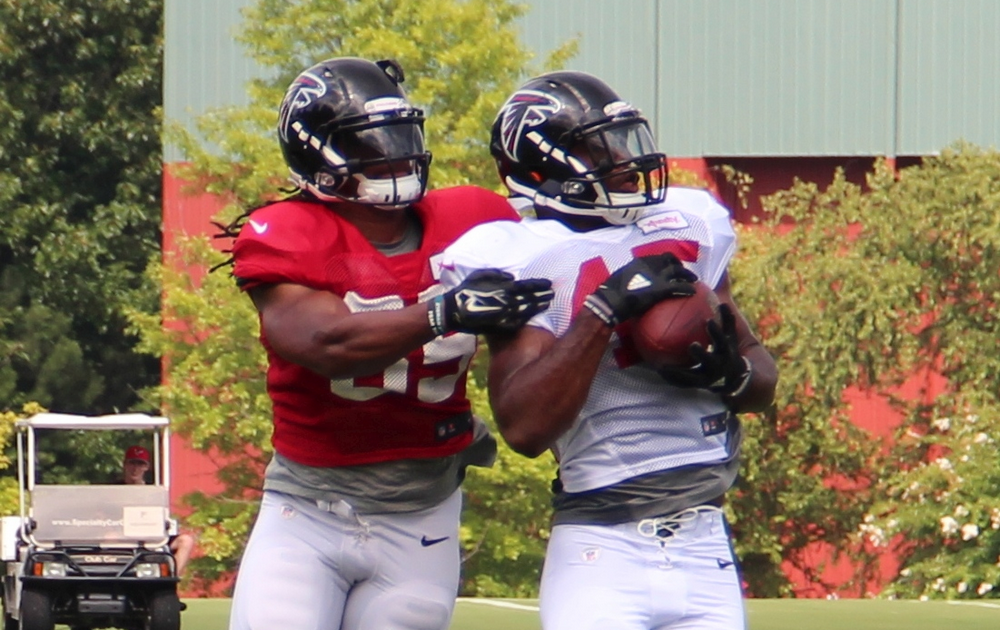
[{"xmin": 232, "ymin": 186, "xmax": 519, "ymax": 466}]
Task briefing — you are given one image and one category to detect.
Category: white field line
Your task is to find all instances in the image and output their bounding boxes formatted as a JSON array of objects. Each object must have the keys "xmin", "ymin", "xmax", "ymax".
[
  {"xmin": 457, "ymin": 598, "xmax": 540, "ymax": 612},
  {"xmin": 944, "ymin": 601, "xmax": 1000, "ymax": 610}
]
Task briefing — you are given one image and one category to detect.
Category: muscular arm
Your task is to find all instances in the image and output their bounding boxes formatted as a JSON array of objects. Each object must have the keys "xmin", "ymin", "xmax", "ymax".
[
  {"xmin": 249, "ymin": 283, "xmax": 437, "ymax": 380},
  {"xmin": 485, "ymin": 310, "xmax": 613, "ymax": 458},
  {"xmin": 713, "ymin": 275, "xmax": 779, "ymax": 413}
]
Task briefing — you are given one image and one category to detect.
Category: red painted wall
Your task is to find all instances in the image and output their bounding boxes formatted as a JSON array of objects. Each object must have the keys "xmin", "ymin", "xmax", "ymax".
[{"xmin": 163, "ymin": 165, "xmax": 233, "ymax": 508}]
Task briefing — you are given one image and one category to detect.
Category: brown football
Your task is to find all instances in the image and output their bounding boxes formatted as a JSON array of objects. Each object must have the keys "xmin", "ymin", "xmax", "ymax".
[{"xmin": 632, "ymin": 281, "xmax": 721, "ymax": 369}]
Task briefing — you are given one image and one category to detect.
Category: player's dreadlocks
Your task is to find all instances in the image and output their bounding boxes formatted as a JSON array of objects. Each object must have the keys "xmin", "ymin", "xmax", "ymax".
[{"xmin": 209, "ymin": 189, "xmax": 311, "ymax": 275}]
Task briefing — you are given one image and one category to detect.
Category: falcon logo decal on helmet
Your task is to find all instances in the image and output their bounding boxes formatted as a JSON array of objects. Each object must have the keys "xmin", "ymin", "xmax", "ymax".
[
  {"xmin": 497, "ymin": 90, "xmax": 562, "ymax": 162},
  {"xmin": 278, "ymin": 72, "xmax": 327, "ymax": 143}
]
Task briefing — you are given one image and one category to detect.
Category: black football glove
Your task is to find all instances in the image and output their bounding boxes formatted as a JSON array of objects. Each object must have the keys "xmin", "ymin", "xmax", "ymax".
[
  {"xmin": 429, "ymin": 269, "xmax": 554, "ymax": 335},
  {"xmin": 583, "ymin": 253, "xmax": 698, "ymax": 327},
  {"xmin": 658, "ymin": 303, "xmax": 753, "ymax": 398}
]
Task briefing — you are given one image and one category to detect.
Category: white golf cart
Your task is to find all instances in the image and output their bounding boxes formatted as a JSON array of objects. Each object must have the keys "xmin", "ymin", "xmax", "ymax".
[{"xmin": 0, "ymin": 413, "xmax": 182, "ymax": 630}]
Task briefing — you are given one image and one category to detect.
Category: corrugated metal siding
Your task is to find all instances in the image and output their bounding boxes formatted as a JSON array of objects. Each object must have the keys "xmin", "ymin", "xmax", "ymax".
[
  {"xmin": 164, "ymin": 0, "xmax": 1000, "ymax": 159},
  {"xmin": 515, "ymin": 2, "xmax": 661, "ymax": 138},
  {"xmin": 164, "ymin": 0, "xmax": 265, "ymax": 162},
  {"xmin": 657, "ymin": 0, "xmax": 896, "ymax": 156},
  {"xmin": 896, "ymin": 0, "xmax": 1000, "ymax": 154}
]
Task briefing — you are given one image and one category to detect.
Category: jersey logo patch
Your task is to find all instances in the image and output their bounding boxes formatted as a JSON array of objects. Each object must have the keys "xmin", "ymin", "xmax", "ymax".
[
  {"xmin": 701, "ymin": 412, "xmax": 731, "ymax": 437},
  {"xmin": 636, "ymin": 211, "xmax": 689, "ymax": 234},
  {"xmin": 429, "ymin": 253, "xmax": 446, "ymax": 280},
  {"xmin": 434, "ymin": 413, "xmax": 473, "ymax": 441},
  {"xmin": 420, "ymin": 535, "xmax": 449, "ymax": 547},
  {"xmin": 248, "ymin": 219, "xmax": 269, "ymax": 235}
]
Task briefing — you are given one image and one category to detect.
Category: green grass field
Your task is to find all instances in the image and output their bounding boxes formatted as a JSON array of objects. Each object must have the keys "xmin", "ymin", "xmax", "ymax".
[{"xmin": 169, "ymin": 597, "xmax": 1000, "ymax": 630}]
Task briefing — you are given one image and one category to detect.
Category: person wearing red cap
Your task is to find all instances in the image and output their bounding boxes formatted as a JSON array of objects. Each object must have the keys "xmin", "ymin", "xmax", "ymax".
[
  {"xmin": 122, "ymin": 446, "xmax": 196, "ymax": 576},
  {"xmin": 123, "ymin": 445, "xmax": 151, "ymax": 484}
]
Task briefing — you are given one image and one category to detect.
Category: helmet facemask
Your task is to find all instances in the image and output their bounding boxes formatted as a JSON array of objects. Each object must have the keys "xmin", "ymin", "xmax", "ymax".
[
  {"xmin": 553, "ymin": 117, "xmax": 667, "ymax": 224},
  {"xmin": 291, "ymin": 106, "xmax": 431, "ymax": 209}
]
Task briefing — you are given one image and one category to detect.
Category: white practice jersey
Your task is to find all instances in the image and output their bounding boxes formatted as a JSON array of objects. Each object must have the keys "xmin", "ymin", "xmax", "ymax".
[{"xmin": 437, "ymin": 187, "xmax": 738, "ymax": 493}]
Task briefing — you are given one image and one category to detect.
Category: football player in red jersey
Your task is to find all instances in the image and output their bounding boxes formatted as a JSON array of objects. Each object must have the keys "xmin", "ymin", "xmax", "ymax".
[
  {"xmin": 439, "ymin": 72, "xmax": 778, "ymax": 630},
  {"xmin": 225, "ymin": 58, "xmax": 552, "ymax": 630}
]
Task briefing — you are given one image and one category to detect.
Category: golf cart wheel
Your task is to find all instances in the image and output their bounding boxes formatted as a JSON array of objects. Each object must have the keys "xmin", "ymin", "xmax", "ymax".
[
  {"xmin": 18, "ymin": 590, "xmax": 53, "ymax": 630},
  {"xmin": 145, "ymin": 591, "xmax": 179, "ymax": 630}
]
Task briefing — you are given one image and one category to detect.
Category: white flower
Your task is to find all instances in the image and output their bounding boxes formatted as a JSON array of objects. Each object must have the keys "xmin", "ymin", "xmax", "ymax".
[
  {"xmin": 887, "ymin": 518, "xmax": 899, "ymax": 530},
  {"xmin": 958, "ymin": 582, "xmax": 968, "ymax": 593},
  {"xmin": 935, "ymin": 458, "xmax": 953, "ymax": 471},
  {"xmin": 933, "ymin": 577, "xmax": 946, "ymax": 592},
  {"xmin": 900, "ymin": 568, "xmax": 911, "ymax": 577},
  {"xmin": 859, "ymin": 523, "xmax": 888, "ymax": 547},
  {"xmin": 961, "ymin": 523, "xmax": 980, "ymax": 541},
  {"xmin": 978, "ymin": 583, "xmax": 994, "ymax": 596},
  {"xmin": 932, "ymin": 417, "xmax": 951, "ymax": 431},
  {"xmin": 974, "ymin": 432, "xmax": 990, "ymax": 444},
  {"xmin": 955, "ymin": 505, "xmax": 970, "ymax": 517},
  {"xmin": 941, "ymin": 516, "xmax": 960, "ymax": 535},
  {"xmin": 991, "ymin": 509, "xmax": 1000, "ymax": 530},
  {"xmin": 965, "ymin": 414, "xmax": 979, "ymax": 424},
  {"xmin": 920, "ymin": 595, "xmax": 929, "ymax": 601}
]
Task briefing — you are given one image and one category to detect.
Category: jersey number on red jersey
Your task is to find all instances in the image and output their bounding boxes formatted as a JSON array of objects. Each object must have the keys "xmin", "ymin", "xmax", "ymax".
[{"xmin": 329, "ymin": 290, "xmax": 477, "ymax": 403}]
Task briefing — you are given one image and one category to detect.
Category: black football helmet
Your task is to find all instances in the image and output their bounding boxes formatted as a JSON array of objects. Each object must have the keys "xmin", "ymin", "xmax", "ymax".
[
  {"xmin": 277, "ymin": 57, "xmax": 431, "ymax": 208},
  {"xmin": 491, "ymin": 71, "xmax": 667, "ymax": 225}
]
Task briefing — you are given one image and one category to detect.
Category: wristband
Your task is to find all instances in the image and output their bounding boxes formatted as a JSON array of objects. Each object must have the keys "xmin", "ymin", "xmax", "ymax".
[
  {"xmin": 723, "ymin": 357, "xmax": 753, "ymax": 399},
  {"xmin": 582, "ymin": 295, "xmax": 618, "ymax": 328},
  {"xmin": 428, "ymin": 295, "xmax": 447, "ymax": 336}
]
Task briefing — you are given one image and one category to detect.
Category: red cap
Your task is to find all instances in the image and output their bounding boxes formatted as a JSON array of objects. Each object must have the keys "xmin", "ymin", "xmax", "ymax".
[{"xmin": 124, "ymin": 445, "xmax": 150, "ymax": 464}]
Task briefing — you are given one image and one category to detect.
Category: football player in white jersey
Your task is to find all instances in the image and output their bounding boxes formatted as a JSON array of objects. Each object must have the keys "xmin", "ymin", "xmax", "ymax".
[{"xmin": 437, "ymin": 72, "xmax": 778, "ymax": 630}]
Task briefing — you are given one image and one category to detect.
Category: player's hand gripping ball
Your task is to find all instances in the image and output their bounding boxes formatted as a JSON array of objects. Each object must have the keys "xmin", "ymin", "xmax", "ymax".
[{"xmin": 632, "ymin": 281, "xmax": 721, "ymax": 369}]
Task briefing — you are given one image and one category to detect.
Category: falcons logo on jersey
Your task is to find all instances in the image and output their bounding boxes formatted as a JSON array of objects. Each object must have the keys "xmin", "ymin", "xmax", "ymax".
[
  {"xmin": 497, "ymin": 89, "xmax": 561, "ymax": 161},
  {"xmin": 278, "ymin": 71, "xmax": 327, "ymax": 142}
]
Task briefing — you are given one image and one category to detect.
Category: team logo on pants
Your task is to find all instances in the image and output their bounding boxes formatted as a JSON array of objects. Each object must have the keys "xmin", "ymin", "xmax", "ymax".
[{"xmin": 581, "ymin": 547, "xmax": 601, "ymax": 563}]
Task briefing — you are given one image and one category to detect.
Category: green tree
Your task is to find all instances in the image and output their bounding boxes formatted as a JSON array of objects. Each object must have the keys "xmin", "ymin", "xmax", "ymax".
[
  {"xmin": 850, "ymin": 146, "xmax": 1000, "ymax": 600},
  {"xmin": 0, "ymin": 0, "xmax": 163, "ymax": 415},
  {"xmin": 727, "ymin": 146, "xmax": 1000, "ymax": 597},
  {"xmin": 138, "ymin": 0, "xmax": 573, "ymax": 593},
  {"xmin": 725, "ymin": 161, "xmax": 924, "ymax": 597}
]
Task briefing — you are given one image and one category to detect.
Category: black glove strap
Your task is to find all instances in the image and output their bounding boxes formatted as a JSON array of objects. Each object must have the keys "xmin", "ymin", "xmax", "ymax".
[
  {"xmin": 720, "ymin": 356, "xmax": 753, "ymax": 398},
  {"xmin": 428, "ymin": 296, "xmax": 447, "ymax": 336}
]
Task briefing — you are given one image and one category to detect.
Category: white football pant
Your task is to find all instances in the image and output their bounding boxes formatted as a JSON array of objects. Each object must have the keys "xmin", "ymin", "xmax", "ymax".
[{"xmin": 540, "ymin": 507, "xmax": 746, "ymax": 630}]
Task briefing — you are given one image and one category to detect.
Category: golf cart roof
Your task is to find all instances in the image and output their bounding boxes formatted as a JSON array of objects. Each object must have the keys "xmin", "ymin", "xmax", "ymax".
[{"xmin": 16, "ymin": 413, "xmax": 170, "ymax": 431}]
